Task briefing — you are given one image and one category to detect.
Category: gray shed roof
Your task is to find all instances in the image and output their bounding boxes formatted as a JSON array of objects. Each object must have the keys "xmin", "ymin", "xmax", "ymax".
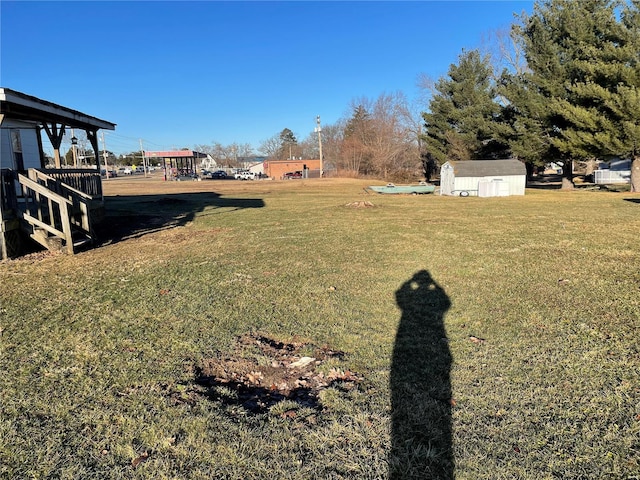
[{"xmin": 444, "ymin": 159, "xmax": 526, "ymax": 177}]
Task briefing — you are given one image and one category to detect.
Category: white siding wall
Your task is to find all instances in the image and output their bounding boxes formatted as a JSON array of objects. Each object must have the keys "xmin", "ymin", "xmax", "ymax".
[
  {"xmin": 453, "ymin": 176, "xmax": 483, "ymax": 195},
  {"xmin": 21, "ymin": 129, "xmax": 41, "ymax": 169},
  {"xmin": 0, "ymin": 121, "xmax": 42, "ymax": 170},
  {"xmin": 451, "ymin": 175, "xmax": 525, "ymax": 196},
  {"xmin": 0, "ymin": 129, "xmax": 11, "ymax": 169}
]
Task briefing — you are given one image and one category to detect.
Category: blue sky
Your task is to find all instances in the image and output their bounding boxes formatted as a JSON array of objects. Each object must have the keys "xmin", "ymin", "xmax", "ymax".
[{"xmin": 1, "ymin": 1, "xmax": 532, "ymax": 155}]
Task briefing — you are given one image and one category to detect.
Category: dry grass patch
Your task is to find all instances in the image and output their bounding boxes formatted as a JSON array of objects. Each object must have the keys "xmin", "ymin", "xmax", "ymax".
[{"xmin": 1, "ymin": 178, "xmax": 639, "ymax": 479}]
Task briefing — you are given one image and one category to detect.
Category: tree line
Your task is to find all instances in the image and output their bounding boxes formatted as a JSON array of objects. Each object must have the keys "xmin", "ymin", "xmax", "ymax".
[
  {"xmin": 430, "ymin": 0, "xmax": 640, "ymax": 192},
  {"xmin": 200, "ymin": 0, "xmax": 639, "ymax": 190}
]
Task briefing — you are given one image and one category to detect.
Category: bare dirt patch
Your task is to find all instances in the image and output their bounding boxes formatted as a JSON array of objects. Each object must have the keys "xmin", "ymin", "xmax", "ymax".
[{"xmin": 168, "ymin": 333, "xmax": 360, "ymax": 416}]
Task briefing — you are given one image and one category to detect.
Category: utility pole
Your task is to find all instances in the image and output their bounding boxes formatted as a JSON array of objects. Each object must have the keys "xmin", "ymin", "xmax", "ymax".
[
  {"xmin": 139, "ymin": 138, "xmax": 147, "ymax": 177},
  {"xmin": 315, "ymin": 115, "xmax": 323, "ymax": 178},
  {"xmin": 101, "ymin": 131, "xmax": 109, "ymax": 179}
]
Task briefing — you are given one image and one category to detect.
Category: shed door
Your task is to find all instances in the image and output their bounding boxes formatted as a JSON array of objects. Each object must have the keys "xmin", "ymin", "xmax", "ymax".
[{"xmin": 442, "ymin": 166, "xmax": 455, "ymax": 195}]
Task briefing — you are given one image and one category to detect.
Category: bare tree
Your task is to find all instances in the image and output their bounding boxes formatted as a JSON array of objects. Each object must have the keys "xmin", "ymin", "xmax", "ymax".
[
  {"xmin": 300, "ymin": 133, "xmax": 318, "ymax": 160},
  {"xmin": 234, "ymin": 143, "xmax": 254, "ymax": 158},
  {"xmin": 336, "ymin": 93, "xmax": 422, "ymax": 180},
  {"xmin": 300, "ymin": 120, "xmax": 344, "ymax": 172},
  {"xmin": 259, "ymin": 130, "xmax": 303, "ymax": 160},
  {"xmin": 396, "ymin": 92, "xmax": 432, "ymax": 178},
  {"xmin": 258, "ymin": 134, "xmax": 281, "ymax": 159},
  {"xmin": 481, "ymin": 26, "xmax": 528, "ymax": 78},
  {"xmin": 318, "ymin": 121, "xmax": 344, "ymax": 172}
]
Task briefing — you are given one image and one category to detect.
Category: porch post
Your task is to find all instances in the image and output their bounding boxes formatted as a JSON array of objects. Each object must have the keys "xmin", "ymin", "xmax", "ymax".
[
  {"xmin": 42, "ymin": 122, "xmax": 66, "ymax": 169},
  {"xmin": 36, "ymin": 125, "xmax": 46, "ymax": 168},
  {"xmin": 87, "ymin": 129, "xmax": 100, "ymax": 170}
]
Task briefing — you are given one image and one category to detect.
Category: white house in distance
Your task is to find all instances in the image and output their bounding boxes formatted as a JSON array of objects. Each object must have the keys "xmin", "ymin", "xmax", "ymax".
[{"xmin": 440, "ymin": 159, "xmax": 526, "ymax": 197}]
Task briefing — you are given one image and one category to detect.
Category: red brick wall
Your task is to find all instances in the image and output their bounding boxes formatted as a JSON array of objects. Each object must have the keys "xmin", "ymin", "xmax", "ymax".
[{"xmin": 264, "ymin": 160, "xmax": 321, "ymax": 179}]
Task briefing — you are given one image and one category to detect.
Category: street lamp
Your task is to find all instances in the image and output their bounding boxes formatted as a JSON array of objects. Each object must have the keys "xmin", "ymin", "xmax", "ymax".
[
  {"xmin": 71, "ymin": 133, "xmax": 78, "ymax": 167},
  {"xmin": 315, "ymin": 115, "xmax": 323, "ymax": 178}
]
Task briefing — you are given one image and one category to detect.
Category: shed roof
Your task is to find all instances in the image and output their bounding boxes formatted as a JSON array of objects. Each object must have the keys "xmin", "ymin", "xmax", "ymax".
[
  {"xmin": 444, "ymin": 159, "xmax": 525, "ymax": 177},
  {"xmin": 0, "ymin": 87, "xmax": 115, "ymax": 131}
]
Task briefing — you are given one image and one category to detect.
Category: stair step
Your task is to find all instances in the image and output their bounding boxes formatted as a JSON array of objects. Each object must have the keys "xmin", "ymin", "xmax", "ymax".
[{"xmin": 30, "ymin": 231, "xmax": 63, "ymax": 251}]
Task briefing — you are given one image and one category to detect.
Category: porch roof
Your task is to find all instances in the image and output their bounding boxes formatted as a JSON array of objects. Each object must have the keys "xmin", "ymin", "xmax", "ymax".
[{"xmin": 0, "ymin": 88, "xmax": 116, "ymax": 131}]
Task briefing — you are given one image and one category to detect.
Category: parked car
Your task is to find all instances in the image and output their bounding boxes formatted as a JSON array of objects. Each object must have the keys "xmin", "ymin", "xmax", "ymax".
[
  {"xmin": 210, "ymin": 170, "xmax": 227, "ymax": 179},
  {"xmin": 234, "ymin": 171, "xmax": 255, "ymax": 180},
  {"xmin": 283, "ymin": 171, "xmax": 303, "ymax": 179},
  {"xmin": 118, "ymin": 166, "xmax": 133, "ymax": 175}
]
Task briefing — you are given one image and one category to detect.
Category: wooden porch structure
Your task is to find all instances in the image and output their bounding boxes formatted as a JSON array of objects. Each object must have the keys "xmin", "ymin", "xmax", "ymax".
[{"xmin": 1, "ymin": 88, "xmax": 116, "ymax": 259}]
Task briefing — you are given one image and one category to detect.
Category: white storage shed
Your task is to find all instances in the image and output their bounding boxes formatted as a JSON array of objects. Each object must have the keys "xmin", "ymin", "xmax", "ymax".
[{"xmin": 440, "ymin": 159, "xmax": 526, "ymax": 197}]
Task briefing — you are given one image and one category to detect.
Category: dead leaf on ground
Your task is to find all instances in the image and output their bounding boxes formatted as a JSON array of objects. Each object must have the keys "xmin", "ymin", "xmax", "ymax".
[
  {"xmin": 469, "ymin": 336, "xmax": 486, "ymax": 344},
  {"xmin": 132, "ymin": 451, "xmax": 149, "ymax": 468},
  {"xmin": 246, "ymin": 371, "xmax": 263, "ymax": 384}
]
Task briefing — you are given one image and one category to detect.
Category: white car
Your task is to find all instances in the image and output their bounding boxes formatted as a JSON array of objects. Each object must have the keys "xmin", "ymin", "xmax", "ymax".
[{"xmin": 234, "ymin": 171, "xmax": 255, "ymax": 180}]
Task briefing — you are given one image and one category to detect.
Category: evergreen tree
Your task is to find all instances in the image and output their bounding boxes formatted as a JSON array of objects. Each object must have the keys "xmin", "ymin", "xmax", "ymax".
[
  {"xmin": 422, "ymin": 49, "xmax": 508, "ymax": 163},
  {"xmin": 497, "ymin": 68, "xmax": 553, "ymax": 178},
  {"xmin": 512, "ymin": 0, "xmax": 640, "ymax": 190},
  {"xmin": 616, "ymin": 0, "xmax": 640, "ymax": 191},
  {"xmin": 278, "ymin": 128, "xmax": 298, "ymax": 160}
]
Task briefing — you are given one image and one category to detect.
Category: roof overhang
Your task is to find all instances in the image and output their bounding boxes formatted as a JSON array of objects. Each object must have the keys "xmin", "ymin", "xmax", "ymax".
[
  {"xmin": 145, "ymin": 150, "xmax": 207, "ymax": 158},
  {"xmin": 0, "ymin": 87, "xmax": 116, "ymax": 131}
]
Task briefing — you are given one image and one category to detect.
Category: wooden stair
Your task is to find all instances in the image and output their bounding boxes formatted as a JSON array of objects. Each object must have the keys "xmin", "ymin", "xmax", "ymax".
[{"xmin": 16, "ymin": 171, "xmax": 97, "ymax": 255}]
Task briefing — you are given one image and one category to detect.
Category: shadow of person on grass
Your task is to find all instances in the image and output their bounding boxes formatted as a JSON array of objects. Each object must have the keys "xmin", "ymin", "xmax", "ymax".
[{"xmin": 390, "ymin": 270, "xmax": 453, "ymax": 479}]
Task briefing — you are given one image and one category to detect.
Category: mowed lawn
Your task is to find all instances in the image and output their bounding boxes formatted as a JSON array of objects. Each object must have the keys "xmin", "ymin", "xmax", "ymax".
[{"xmin": 1, "ymin": 177, "xmax": 638, "ymax": 479}]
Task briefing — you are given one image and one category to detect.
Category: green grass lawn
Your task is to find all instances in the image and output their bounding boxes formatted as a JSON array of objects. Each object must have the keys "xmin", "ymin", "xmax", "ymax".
[{"xmin": 1, "ymin": 179, "xmax": 638, "ymax": 479}]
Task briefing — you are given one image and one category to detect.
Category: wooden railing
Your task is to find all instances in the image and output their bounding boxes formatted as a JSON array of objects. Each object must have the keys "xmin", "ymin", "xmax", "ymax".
[
  {"xmin": 18, "ymin": 173, "xmax": 75, "ymax": 254},
  {"xmin": 37, "ymin": 168, "xmax": 103, "ymax": 199},
  {"xmin": 1, "ymin": 168, "xmax": 102, "ymax": 256},
  {"xmin": 27, "ymin": 169, "xmax": 96, "ymax": 240}
]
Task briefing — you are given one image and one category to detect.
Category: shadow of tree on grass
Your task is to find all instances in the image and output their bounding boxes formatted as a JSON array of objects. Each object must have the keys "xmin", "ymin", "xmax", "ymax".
[{"xmin": 390, "ymin": 270, "xmax": 453, "ymax": 479}]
